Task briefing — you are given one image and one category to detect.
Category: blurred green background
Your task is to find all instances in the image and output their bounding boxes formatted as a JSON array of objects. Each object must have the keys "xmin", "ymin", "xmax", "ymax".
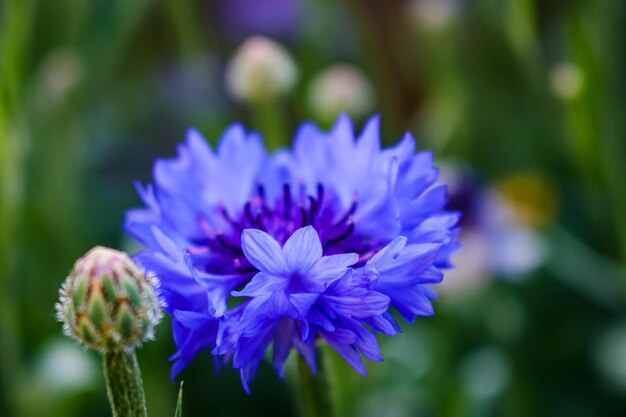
[{"xmin": 1, "ymin": 0, "xmax": 626, "ymax": 416}]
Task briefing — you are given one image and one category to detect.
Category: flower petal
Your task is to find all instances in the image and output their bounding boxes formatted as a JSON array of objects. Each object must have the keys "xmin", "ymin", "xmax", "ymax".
[
  {"xmin": 283, "ymin": 226, "xmax": 323, "ymax": 273},
  {"xmin": 169, "ymin": 310, "xmax": 219, "ymax": 380},
  {"xmin": 322, "ymin": 290, "xmax": 390, "ymax": 319},
  {"xmin": 289, "ymin": 293, "xmax": 320, "ymax": 317},
  {"xmin": 309, "ymin": 253, "xmax": 359, "ymax": 280},
  {"xmin": 293, "ymin": 336, "xmax": 317, "ymax": 373},
  {"xmin": 232, "ymin": 272, "xmax": 286, "ymax": 298},
  {"xmin": 322, "ymin": 329, "xmax": 367, "ymax": 375},
  {"xmin": 273, "ymin": 319, "xmax": 295, "ymax": 378},
  {"xmin": 241, "ymin": 228, "xmax": 287, "ymax": 274}
]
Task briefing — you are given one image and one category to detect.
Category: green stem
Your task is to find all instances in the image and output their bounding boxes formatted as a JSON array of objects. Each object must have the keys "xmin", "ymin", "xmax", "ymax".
[
  {"xmin": 252, "ymin": 99, "xmax": 288, "ymax": 151},
  {"xmin": 103, "ymin": 350, "xmax": 148, "ymax": 417},
  {"xmin": 296, "ymin": 351, "xmax": 335, "ymax": 417}
]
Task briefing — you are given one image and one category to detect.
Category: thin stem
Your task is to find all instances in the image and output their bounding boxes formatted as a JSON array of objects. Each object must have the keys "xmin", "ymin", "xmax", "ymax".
[
  {"xmin": 252, "ymin": 98, "xmax": 288, "ymax": 151},
  {"xmin": 103, "ymin": 350, "xmax": 148, "ymax": 417},
  {"xmin": 296, "ymin": 351, "xmax": 335, "ymax": 417}
]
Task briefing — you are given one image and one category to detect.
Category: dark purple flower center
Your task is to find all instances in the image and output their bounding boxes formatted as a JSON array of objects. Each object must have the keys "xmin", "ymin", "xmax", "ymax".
[{"xmin": 189, "ymin": 183, "xmax": 380, "ymax": 276}]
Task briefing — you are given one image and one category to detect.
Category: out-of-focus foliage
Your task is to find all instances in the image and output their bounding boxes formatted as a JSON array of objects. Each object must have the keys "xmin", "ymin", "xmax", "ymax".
[{"xmin": 0, "ymin": 0, "xmax": 625, "ymax": 416}]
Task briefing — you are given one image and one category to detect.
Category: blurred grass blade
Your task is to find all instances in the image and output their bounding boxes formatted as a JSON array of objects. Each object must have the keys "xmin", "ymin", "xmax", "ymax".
[
  {"xmin": 175, "ymin": 381, "xmax": 184, "ymax": 417},
  {"xmin": 547, "ymin": 226, "xmax": 626, "ymax": 310}
]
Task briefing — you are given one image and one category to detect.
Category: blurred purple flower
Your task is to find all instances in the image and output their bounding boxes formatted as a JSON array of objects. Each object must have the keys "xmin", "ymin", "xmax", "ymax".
[
  {"xmin": 440, "ymin": 165, "xmax": 547, "ymax": 295},
  {"xmin": 216, "ymin": 0, "xmax": 304, "ymax": 40},
  {"xmin": 159, "ymin": 57, "xmax": 221, "ymax": 119},
  {"xmin": 125, "ymin": 115, "xmax": 459, "ymax": 391}
]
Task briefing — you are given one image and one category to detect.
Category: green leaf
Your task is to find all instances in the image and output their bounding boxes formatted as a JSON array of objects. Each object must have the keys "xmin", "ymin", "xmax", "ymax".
[{"xmin": 174, "ymin": 381, "xmax": 183, "ymax": 417}]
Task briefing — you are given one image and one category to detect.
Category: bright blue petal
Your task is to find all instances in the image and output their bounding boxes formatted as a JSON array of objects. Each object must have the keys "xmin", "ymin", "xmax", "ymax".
[
  {"xmin": 309, "ymin": 253, "xmax": 359, "ymax": 281},
  {"xmin": 272, "ymin": 319, "xmax": 295, "ymax": 378},
  {"xmin": 283, "ymin": 226, "xmax": 323, "ymax": 273},
  {"xmin": 321, "ymin": 290, "xmax": 389, "ymax": 319},
  {"xmin": 169, "ymin": 310, "xmax": 219, "ymax": 379},
  {"xmin": 241, "ymin": 229, "xmax": 287, "ymax": 275},
  {"xmin": 232, "ymin": 272, "xmax": 285, "ymax": 298},
  {"xmin": 322, "ymin": 329, "xmax": 367, "ymax": 375}
]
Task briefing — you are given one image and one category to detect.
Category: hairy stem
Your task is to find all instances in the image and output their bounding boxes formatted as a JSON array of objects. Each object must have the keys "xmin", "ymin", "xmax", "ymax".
[{"xmin": 103, "ymin": 350, "xmax": 148, "ymax": 417}]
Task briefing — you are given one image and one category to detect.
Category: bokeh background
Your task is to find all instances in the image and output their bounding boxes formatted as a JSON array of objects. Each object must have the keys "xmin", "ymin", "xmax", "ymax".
[{"xmin": 1, "ymin": 0, "xmax": 626, "ymax": 416}]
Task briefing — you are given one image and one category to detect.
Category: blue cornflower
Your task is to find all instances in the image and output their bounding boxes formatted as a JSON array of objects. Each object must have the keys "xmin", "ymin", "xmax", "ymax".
[{"xmin": 125, "ymin": 115, "xmax": 459, "ymax": 391}]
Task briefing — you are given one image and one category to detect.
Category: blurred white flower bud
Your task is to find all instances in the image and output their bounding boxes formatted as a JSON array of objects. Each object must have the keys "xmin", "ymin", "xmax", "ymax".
[
  {"xmin": 39, "ymin": 47, "xmax": 82, "ymax": 105},
  {"xmin": 34, "ymin": 340, "xmax": 99, "ymax": 394},
  {"xmin": 408, "ymin": 0, "xmax": 461, "ymax": 31},
  {"xmin": 550, "ymin": 62, "xmax": 584, "ymax": 100},
  {"xmin": 226, "ymin": 36, "xmax": 298, "ymax": 103},
  {"xmin": 308, "ymin": 64, "xmax": 376, "ymax": 123}
]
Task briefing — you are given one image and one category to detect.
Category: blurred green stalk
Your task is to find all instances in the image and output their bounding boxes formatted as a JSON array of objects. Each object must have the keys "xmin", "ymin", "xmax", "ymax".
[
  {"xmin": 0, "ymin": 1, "xmax": 35, "ymax": 415},
  {"xmin": 165, "ymin": 0, "xmax": 210, "ymax": 60},
  {"xmin": 547, "ymin": 226, "xmax": 626, "ymax": 310},
  {"xmin": 296, "ymin": 350, "xmax": 336, "ymax": 417},
  {"xmin": 253, "ymin": 99, "xmax": 289, "ymax": 151},
  {"xmin": 563, "ymin": 10, "xmax": 626, "ymax": 273}
]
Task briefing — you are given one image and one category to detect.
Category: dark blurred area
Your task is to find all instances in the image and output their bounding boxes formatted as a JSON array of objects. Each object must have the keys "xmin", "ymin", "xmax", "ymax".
[{"xmin": 1, "ymin": 0, "xmax": 625, "ymax": 416}]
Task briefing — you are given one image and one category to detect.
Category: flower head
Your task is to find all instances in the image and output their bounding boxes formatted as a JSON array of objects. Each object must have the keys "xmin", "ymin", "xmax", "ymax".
[
  {"xmin": 125, "ymin": 115, "xmax": 459, "ymax": 391},
  {"xmin": 57, "ymin": 246, "xmax": 163, "ymax": 352},
  {"xmin": 225, "ymin": 36, "xmax": 298, "ymax": 104}
]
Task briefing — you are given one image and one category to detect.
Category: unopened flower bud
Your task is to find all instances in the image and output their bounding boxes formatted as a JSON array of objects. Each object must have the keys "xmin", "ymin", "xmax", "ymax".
[
  {"xmin": 39, "ymin": 47, "xmax": 82, "ymax": 106},
  {"xmin": 57, "ymin": 246, "xmax": 162, "ymax": 352},
  {"xmin": 550, "ymin": 62, "xmax": 584, "ymax": 101},
  {"xmin": 226, "ymin": 36, "xmax": 298, "ymax": 103},
  {"xmin": 308, "ymin": 64, "xmax": 376, "ymax": 123},
  {"xmin": 408, "ymin": 0, "xmax": 460, "ymax": 31}
]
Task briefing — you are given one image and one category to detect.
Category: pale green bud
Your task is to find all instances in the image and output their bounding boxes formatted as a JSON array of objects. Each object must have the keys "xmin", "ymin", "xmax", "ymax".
[
  {"xmin": 225, "ymin": 36, "xmax": 298, "ymax": 103},
  {"xmin": 550, "ymin": 62, "xmax": 584, "ymax": 101},
  {"xmin": 408, "ymin": 0, "xmax": 460, "ymax": 31},
  {"xmin": 308, "ymin": 64, "xmax": 376, "ymax": 124},
  {"xmin": 57, "ymin": 246, "xmax": 163, "ymax": 352}
]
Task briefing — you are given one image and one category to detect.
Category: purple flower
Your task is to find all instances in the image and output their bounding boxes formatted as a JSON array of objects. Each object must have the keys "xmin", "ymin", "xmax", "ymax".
[
  {"xmin": 216, "ymin": 0, "xmax": 304, "ymax": 40},
  {"xmin": 125, "ymin": 115, "xmax": 459, "ymax": 392}
]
